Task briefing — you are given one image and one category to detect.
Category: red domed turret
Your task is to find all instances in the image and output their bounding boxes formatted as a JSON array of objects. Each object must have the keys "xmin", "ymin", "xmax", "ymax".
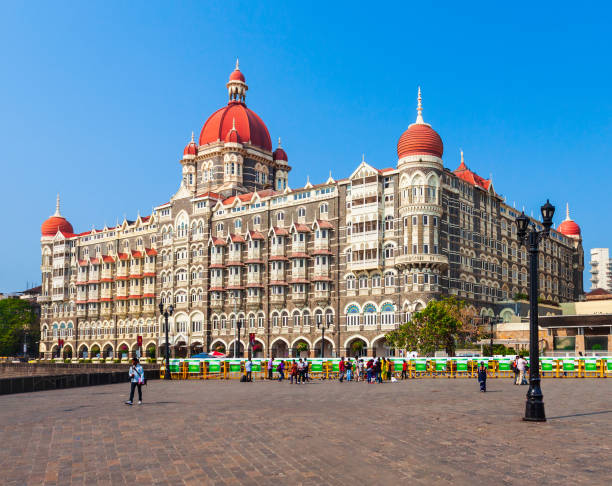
[
  {"xmin": 41, "ymin": 194, "xmax": 73, "ymax": 237},
  {"xmin": 273, "ymin": 137, "xmax": 288, "ymax": 162},
  {"xmin": 199, "ymin": 61, "xmax": 272, "ymax": 152},
  {"xmin": 229, "ymin": 67, "xmax": 245, "ymax": 82},
  {"xmin": 557, "ymin": 203, "xmax": 581, "ymax": 238},
  {"xmin": 397, "ymin": 87, "xmax": 443, "ymax": 159},
  {"xmin": 183, "ymin": 132, "xmax": 198, "ymax": 159}
]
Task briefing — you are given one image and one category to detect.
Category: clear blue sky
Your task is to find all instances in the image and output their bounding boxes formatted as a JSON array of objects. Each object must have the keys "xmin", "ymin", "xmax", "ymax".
[{"xmin": 1, "ymin": 1, "xmax": 610, "ymax": 293}]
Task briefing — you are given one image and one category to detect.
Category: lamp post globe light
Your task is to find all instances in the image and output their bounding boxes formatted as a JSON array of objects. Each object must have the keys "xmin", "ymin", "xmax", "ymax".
[
  {"xmin": 159, "ymin": 303, "xmax": 174, "ymax": 380},
  {"xmin": 516, "ymin": 199, "xmax": 555, "ymax": 422}
]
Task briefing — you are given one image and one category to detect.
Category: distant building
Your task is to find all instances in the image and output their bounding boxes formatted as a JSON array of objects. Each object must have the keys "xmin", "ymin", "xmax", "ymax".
[
  {"xmin": 589, "ymin": 248, "xmax": 611, "ymax": 291},
  {"xmin": 37, "ymin": 62, "xmax": 585, "ymax": 360}
]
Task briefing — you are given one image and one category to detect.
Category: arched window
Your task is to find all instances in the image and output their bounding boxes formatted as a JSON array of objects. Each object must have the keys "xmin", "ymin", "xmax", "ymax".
[
  {"xmin": 346, "ymin": 304, "xmax": 360, "ymax": 326},
  {"xmin": 384, "ymin": 244, "xmax": 394, "ymax": 259},
  {"xmin": 346, "ymin": 274, "xmax": 356, "ymax": 290},
  {"xmin": 277, "ymin": 212, "xmax": 284, "ymax": 223},
  {"xmin": 371, "ymin": 274, "xmax": 381, "ymax": 288},
  {"xmin": 363, "ymin": 303, "xmax": 377, "ymax": 326},
  {"xmin": 381, "ymin": 302, "xmax": 395, "ymax": 325},
  {"xmin": 384, "ymin": 272, "xmax": 395, "ymax": 287},
  {"xmin": 298, "ymin": 207, "xmax": 306, "ymax": 218},
  {"xmin": 359, "ymin": 275, "xmax": 368, "ymax": 289},
  {"xmin": 320, "ymin": 203, "xmax": 329, "ymax": 216},
  {"xmin": 363, "ymin": 304, "xmax": 377, "ymax": 326}
]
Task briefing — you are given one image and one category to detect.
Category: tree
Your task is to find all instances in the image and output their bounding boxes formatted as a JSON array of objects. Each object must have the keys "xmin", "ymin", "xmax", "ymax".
[
  {"xmin": 0, "ymin": 298, "xmax": 36, "ymax": 356},
  {"xmin": 385, "ymin": 297, "xmax": 480, "ymax": 357}
]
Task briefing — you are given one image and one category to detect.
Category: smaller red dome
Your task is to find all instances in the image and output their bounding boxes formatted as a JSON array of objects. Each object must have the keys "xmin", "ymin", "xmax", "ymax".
[
  {"xmin": 557, "ymin": 204, "xmax": 581, "ymax": 237},
  {"xmin": 273, "ymin": 138, "xmax": 288, "ymax": 161},
  {"xmin": 42, "ymin": 216, "xmax": 73, "ymax": 237},
  {"xmin": 229, "ymin": 69, "xmax": 245, "ymax": 82},
  {"xmin": 558, "ymin": 220, "xmax": 581, "ymax": 237},
  {"xmin": 397, "ymin": 123, "xmax": 443, "ymax": 159},
  {"xmin": 42, "ymin": 195, "xmax": 73, "ymax": 236},
  {"xmin": 183, "ymin": 132, "xmax": 198, "ymax": 157},
  {"xmin": 273, "ymin": 147, "xmax": 288, "ymax": 161}
]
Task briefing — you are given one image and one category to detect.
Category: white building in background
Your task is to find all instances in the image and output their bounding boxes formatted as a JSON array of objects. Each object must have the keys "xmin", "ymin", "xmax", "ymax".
[{"xmin": 589, "ymin": 248, "xmax": 612, "ymax": 291}]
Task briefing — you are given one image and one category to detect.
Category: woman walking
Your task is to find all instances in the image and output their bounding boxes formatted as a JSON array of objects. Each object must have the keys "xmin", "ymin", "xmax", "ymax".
[{"xmin": 125, "ymin": 357, "xmax": 145, "ymax": 405}]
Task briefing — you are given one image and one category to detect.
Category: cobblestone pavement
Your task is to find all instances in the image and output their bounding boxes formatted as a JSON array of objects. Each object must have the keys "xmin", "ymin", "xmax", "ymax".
[{"xmin": 1, "ymin": 377, "xmax": 610, "ymax": 485}]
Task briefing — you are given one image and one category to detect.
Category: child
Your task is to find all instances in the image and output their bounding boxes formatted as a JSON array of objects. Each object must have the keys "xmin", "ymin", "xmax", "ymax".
[{"xmin": 477, "ymin": 361, "xmax": 487, "ymax": 392}]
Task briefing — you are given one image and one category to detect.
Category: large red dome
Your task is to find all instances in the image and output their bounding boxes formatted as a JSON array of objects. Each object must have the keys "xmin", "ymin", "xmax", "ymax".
[
  {"xmin": 397, "ymin": 123, "xmax": 444, "ymax": 159},
  {"xmin": 42, "ymin": 216, "xmax": 73, "ymax": 237},
  {"xmin": 199, "ymin": 101, "xmax": 272, "ymax": 152}
]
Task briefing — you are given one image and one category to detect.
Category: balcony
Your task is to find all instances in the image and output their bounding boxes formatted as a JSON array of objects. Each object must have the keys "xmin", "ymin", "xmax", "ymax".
[
  {"xmin": 246, "ymin": 295, "xmax": 262, "ymax": 307},
  {"xmin": 291, "ymin": 267, "xmax": 307, "ymax": 280},
  {"xmin": 247, "ymin": 249, "xmax": 262, "ymax": 261},
  {"xmin": 291, "ymin": 292, "xmax": 307, "ymax": 304},
  {"xmin": 291, "ymin": 242, "xmax": 307, "ymax": 254},
  {"xmin": 210, "ymin": 253, "xmax": 224, "ymax": 266},
  {"xmin": 312, "ymin": 266, "xmax": 329, "ymax": 278},
  {"xmin": 395, "ymin": 253, "xmax": 449, "ymax": 270},
  {"xmin": 270, "ymin": 294, "xmax": 286, "ymax": 306},
  {"xmin": 270, "ymin": 271, "xmax": 285, "ymax": 282},
  {"xmin": 347, "ymin": 259, "xmax": 380, "ymax": 271},
  {"xmin": 228, "ymin": 251, "xmax": 242, "ymax": 262},
  {"xmin": 210, "ymin": 278, "xmax": 223, "ymax": 288},
  {"xmin": 313, "ymin": 239, "xmax": 329, "ymax": 251},
  {"xmin": 144, "ymin": 262, "xmax": 156, "ymax": 274},
  {"xmin": 270, "ymin": 245, "xmax": 285, "ymax": 257},
  {"xmin": 314, "ymin": 289, "xmax": 330, "ymax": 303},
  {"xmin": 246, "ymin": 274, "xmax": 262, "ymax": 286}
]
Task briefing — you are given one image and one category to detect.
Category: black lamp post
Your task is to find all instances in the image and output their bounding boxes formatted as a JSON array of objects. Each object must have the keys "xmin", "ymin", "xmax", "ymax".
[
  {"xmin": 317, "ymin": 313, "xmax": 332, "ymax": 358},
  {"xmin": 234, "ymin": 317, "xmax": 243, "ymax": 358},
  {"xmin": 516, "ymin": 199, "xmax": 555, "ymax": 422},
  {"xmin": 159, "ymin": 303, "xmax": 174, "ymax": 380}
]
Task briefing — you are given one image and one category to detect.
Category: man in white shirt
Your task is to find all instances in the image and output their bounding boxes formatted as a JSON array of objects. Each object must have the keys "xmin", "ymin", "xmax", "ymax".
[
  {"xmin": 245, "ymin": 358, "xmax": 253, "ymax": 382},
  {"xmin": 516, "ymin": 356, "xmax": 527, "ymax": 385}
]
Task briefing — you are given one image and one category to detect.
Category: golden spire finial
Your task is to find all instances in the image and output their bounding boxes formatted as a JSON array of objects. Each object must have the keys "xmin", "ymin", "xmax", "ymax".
[
  {"xmin": 460, "ymin": 149, "xmax": 464, "ymax": 164},
  {"xmin": 278, "ymin": 137, "xmax": 282, "ymax": 147},
  {"xmin": 566, "ymin": 202, "xmax": 570, "ymax": 221},
  {"xmin": 190, "ymin": 131, "xmax": 194, "ymax": 143},
  {"xmin": 416, "ymin": 86, "xmax": 424, "ymax": 124},
  {"xmin": 235, "ymin": 58, "xmax": 239, "ymax": 70}
]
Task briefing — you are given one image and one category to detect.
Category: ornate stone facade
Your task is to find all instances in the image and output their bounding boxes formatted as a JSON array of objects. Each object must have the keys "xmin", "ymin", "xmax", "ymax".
[{"xmin": 38, "ymin": 63, "xmax": 584, "ymax": 359}]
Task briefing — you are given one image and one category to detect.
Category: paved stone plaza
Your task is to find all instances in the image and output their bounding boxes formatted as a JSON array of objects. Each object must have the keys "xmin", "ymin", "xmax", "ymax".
[{"xmin": 1, "ymin": 378, "xmax": 610, "ymax": 485}]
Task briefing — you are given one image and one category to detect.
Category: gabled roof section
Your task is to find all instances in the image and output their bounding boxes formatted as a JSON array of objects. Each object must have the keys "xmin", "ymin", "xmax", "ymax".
[
  {"xmin": 313, "ymin": 219, "xmax": 333, "ymax": 230},
  {"xmin": 349, "ymin": 156, "xmax": 380, "ymax": 180},
  {"xmin": 247, "ymin": 230, "xmax": 265, "ymax": 240},
  {"xmin": 453, "ymin": 150, "xmax": 493, "ymax": 192},
  {"xmin": 268, "ymin": 226, "xmax": 289, "ymax": 236},
  {"xmin": 208, "ymin": 236, "xmax": 227, "ymax": 246},
  {"xmin": 290, "ymin": 223, "xmax": 311, "ymax": 233}
]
